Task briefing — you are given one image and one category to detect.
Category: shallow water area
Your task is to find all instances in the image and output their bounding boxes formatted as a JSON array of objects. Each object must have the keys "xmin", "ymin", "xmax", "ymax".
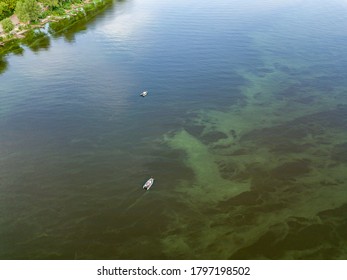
[{"xmin": 1, "ymin": 0, "xmax": 347, "ymax": 259}]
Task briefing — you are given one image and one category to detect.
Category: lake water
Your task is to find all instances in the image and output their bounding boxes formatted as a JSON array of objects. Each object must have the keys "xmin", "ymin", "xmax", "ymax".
[{"xmin": 1, "ymin": 0, "xmax": 347, "ymax": 259}]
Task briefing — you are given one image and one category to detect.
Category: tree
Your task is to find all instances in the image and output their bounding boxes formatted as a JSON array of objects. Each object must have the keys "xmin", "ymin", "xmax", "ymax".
[
  {"xmin": 3, "ymin": 0, "xmax": 19, "ymax": 11},
  {"xmin": 0, "ymin": 0, "xmax": 19, "ymax": 20},
  {"xmin": 0, "ymin": 2, "xmax": 8, "ymax": 14},
  {"xmin": 0, "ymin": 2, "xmax": 9, "ymax": 21},
  {"xmin": 41, "ymin": 0, "xmax": 59, "ymax": 9},
  {"xmin": 1, "ymin": 18, "xmax": 14, "ymax": 32},
  {"xmin": 15, "ymin": 0, "xmax": 41, "ymax": 22}
]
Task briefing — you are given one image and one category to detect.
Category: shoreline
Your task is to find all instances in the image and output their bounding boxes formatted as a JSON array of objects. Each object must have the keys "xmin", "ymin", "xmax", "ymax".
[{"xmin": 0, "ymin": 0, "xmax": 112, "ymax": 51}]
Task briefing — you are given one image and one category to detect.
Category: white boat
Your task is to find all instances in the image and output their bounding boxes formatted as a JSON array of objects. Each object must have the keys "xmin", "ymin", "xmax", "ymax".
[
  {"xmin": 143, "ymin": 177, "xmax": 154, "ymax": 190},
  {"xmin": 140, "ymin": 91, "xmax": 148, "ymax": 97}
]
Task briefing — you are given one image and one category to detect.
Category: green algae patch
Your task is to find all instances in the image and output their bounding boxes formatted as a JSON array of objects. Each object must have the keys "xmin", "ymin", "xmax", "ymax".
[
  {"xmin": 161, "ymin": 64, "xmax": 347, "ymax": 259},
  {"xmin": 165, "ymin": 129, "xmax": 250, "ymax": 204},
  {"xmin": 167, "ymin": 129, "xmax": 222, "ymax": 186}
]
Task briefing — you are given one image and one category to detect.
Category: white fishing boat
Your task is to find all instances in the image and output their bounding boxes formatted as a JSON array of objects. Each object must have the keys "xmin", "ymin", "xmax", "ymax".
[
  {"xmin": 143, "ymin": 177, "xmax": 154, "ymax": 190},
  {"xmin": 140, "ymin": 91, "xmax": 148, "ymax": 97}
]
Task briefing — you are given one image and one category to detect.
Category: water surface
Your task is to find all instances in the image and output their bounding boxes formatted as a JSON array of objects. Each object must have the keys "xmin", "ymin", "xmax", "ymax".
[{"xmin": 1, "ymin": 0, "xmax": 347, "ymax": 259}]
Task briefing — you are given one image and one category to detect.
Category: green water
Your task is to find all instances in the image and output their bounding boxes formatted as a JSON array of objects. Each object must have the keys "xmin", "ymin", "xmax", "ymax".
[{"xmin": 1, "ymin": 0, "xmax": 347, "ymax": 259}]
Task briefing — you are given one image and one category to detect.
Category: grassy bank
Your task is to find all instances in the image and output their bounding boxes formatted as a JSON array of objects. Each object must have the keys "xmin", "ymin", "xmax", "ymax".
[{"xmin": 0, "ymin": 0, "xmax": 113, "ymax": 49}]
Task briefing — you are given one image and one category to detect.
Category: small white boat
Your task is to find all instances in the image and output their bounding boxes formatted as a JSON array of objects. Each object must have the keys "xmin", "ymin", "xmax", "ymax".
[
  {"xmin": 143, "ymin": 177, "xmax": 154, "ymax": 190},
  {"xmin": 140, "ymin": 91, "xmax": 148, "ymax": 97}
]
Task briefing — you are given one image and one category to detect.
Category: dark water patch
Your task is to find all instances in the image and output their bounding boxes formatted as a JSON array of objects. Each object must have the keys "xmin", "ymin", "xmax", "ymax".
[
  {"xmin": 251, "ymin": 171, "xmax": 309, "ymax": 196},
  {"xmin": 303, "ymin": 247, "xmax": 341, "ymax": 260},
  {"xmin": 200, "ymin": 205, "xmax": 224, "ymax": 217},
  {"xmin": 318, "ymin": 203, "xmax": 347, "ymax": 242},
  {"xmin": 213, "ymin": 143, "xmax": 232, "ymax": 149},
  {"xmin": 307, "ymin": 75, "xmax": 347, "ymax": 91},
  {"xmin": 231, "ymin": 91, "xmax": 248, "ymax": 108},
  {"xmin": 217, "ymin": 161, "xmax": 239, "ymax": 180},
  {"xmin": 241, "ymin": 123, "xmax": 309, "ymax": 145},
  {"xmin": 254, "ymin": 202, "xmax": 286, "ymax": 213},
  {"xmin": 145, "ymin": 149, "xmax": 195, "ymax": 187},
  {"xmin": 318, "ymin": 203, "xmax": 347, "ymax": 220},
  {"xmin": 45, "ymin": 199, "xmax": 172, "ymax": 259},
  {"xmin": 230, "ymin": 222, "xmax": 337, "ymax": 259},
  {"xmin": 221, "ymin": 74, "xmax": 250, "ymax": 89},
  {"xmin": 0, "ymin": 222, "xmax": 37, "ymax": 254},
  {"xmin": 281, "ymin": 224, "xmax": 337, "ymax": 252},
  {"xmin": 116, "ymin": 238, "xmax": 167, "ymax": 259},
  {"xmin": 285, "ymin": 216, "xmax": 310, "ymax": 230},
  {"xmin": 241, "ymin": 106, "xmax": 347, "ymax": 153},
  {"xmin": 183, "ymin": 125, "xmax": 205, "ymax": 139},
  {"xmin": 336, "ymin": 223, "xmax": 347, "ymax": 241},
  {"xmin": 293, "ymin": 96, "xmax": 316, "ymax": 105},
  {"xmin": 270, "ymin": 159, "xmax": 311, "ymax": 180},
  {"xmin": 120, "ymin": 212, "xmax": 168, "ymax": 239},
  {"xmin": 310, "ymin": 107, "xmax": 343, "ymax": 128},
  {"xmin": 228, "ymin": 211, "xmax": 258, "ymax": 227},
  {"xmin": 250, "ymin": 174, "xmax": 287, "ymax": 192},
  {"xmin": 331, "ymin": 142, "xmax": 347, "ymax": 164},
  {"xmin": 270, "ymin": 142, "xmax": 313, "ymax": 154},
  {"xmin": 230, "ymin": 129, "xmax": 237, "ymax": 139},
  {"xmin": 201, "ymin": 131, "xmax": 228, "ymax": 144},
  {"xmin": 273, "ymin": 63, "xmax": 294, "ymax": 75},
  {"xmin": 230, "ymin": 229, "xmax": 283, "ymax": 259},
  {"xmin": 277, "ymin": 84, "xmax": 306, "ymax": 100},
  {"xmin": 230, "ymin": 90, "xmax": 248, "ymax": 108},
  {"xmin": 228, "ymin": 148, "xmax": 249, "ymax": 155},
  {"xmin": 253, "ymin": 91, "xmax": 264, "ymax": 100},
  {"xmin": 319, "ymin": 179, "xmax": 342, "ymax": 186},
  {"xmin": 276, "ymin": 84, "xmax": 318, "ymax": 104}
]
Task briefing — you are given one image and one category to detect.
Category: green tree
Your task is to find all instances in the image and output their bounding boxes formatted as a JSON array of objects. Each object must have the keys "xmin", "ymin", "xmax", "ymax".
[
  {"xmin": 3, "ymin": 0, "xmax": 19, "ymax": 11},
  {"xmin": 0, "ymin": 2, "xmax": 8, "ymax": 14},
  {"xmin": 41, "ymin": 0, "xmax": 59, "ymax": 8},
  {"xmin": 1, "ymin": 17, "xmax": 14, "ymax": 32},
  {"xmin": 0, "ymin": 2, "xmax": 9, "ymax": 20},
  {"xmin": 0, "ymin": 0, "xmax": 19, "ymax": 20},
  {"xmin": 15, "ymin": 0, "xmax": 41, "ymax": 22}
]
